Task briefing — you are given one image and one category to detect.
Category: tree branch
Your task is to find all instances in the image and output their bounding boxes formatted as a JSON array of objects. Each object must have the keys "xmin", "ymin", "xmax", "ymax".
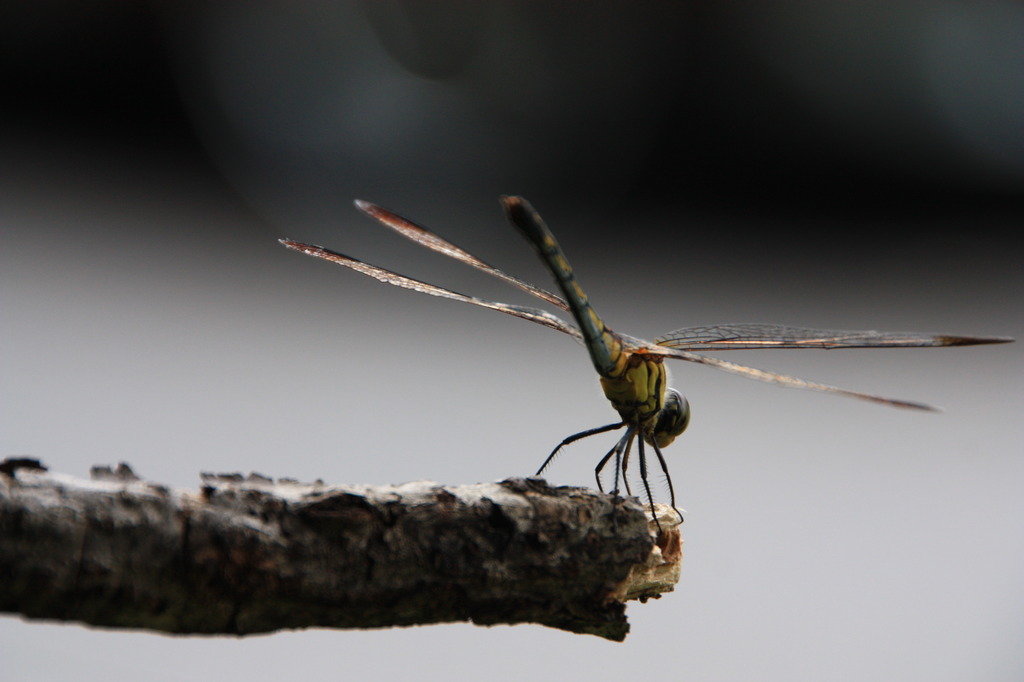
[{"xmin": 0, "ymin": 459, "xmax": 681, "ymax": 641}]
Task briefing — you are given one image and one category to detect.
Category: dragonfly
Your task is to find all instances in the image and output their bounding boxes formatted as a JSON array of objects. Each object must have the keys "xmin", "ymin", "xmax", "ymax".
[{"xmin": 280, "ymin": 197, "xmax": 1011, "ymax": 527}]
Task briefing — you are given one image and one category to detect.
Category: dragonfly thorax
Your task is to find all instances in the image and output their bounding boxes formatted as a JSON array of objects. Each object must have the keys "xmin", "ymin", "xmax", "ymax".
[
  {"xmin": 599, "ymin": 352, "xmax": 665, "ymax": 421},
  {"xmin": 599, "ymin": 353, "xmax": 690, "ymax": 448}
]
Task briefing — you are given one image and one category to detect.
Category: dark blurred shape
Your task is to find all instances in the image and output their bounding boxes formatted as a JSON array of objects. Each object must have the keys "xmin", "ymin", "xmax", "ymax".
[
  {"xmin": 0, "ymin": 2, "xmax": 196, "ymax": 147},
  {"xmin": 3, "ymin": 2, "xmax": 1021, "ymax": 224}
]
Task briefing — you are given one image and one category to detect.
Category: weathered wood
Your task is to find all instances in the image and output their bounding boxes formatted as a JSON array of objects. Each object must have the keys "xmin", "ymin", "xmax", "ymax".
[{"xmin": 0, "ymin": 459, "xmax": 681, "ymax": 641}]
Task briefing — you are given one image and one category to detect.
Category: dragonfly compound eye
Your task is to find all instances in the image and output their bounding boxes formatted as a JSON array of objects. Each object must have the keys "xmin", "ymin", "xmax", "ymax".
[{"xmin": 652, "ymin": 389, "xmax": 690, "ymax": 448}]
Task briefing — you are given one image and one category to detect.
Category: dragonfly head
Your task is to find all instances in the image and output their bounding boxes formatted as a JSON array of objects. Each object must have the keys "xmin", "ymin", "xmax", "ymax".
[{"xmin": 649, "ymin": 389, "xmax": 690, "ymax": 449}]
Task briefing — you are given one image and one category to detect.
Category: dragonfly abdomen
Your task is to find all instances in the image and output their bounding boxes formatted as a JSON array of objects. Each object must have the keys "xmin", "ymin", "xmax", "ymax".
[{"xmin": 502, "ymin": 196, "xmax": 625, "ymax": 379}]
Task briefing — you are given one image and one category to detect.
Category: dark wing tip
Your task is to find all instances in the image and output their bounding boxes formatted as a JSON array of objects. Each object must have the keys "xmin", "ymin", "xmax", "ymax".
[
  {"xmin": 935, "ymin": 335, "xmax": 1014, "ymax": 346},
  {"xmin": 889, "ymin": 399, "xmax": 944, "ymax": 412},
  {"xmin": 354, "ymin": 199, "xmax": 409, "ymax": 227},
  {"xmin": 279, "ymin": 239, "xmax": 324, "ymax": 255}
]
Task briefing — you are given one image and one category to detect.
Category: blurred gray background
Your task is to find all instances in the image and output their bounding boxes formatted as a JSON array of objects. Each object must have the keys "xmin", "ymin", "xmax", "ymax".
[{"xmin": 2, "ymin": 2, "xmax": 1022, "ymax": 680}]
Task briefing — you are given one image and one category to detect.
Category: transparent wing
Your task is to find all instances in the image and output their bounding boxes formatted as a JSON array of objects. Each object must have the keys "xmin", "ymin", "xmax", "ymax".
[
  {"xmin": 639, "ymin": 342, "xmax": 941, "ymax": 411},
  {"xmin": 279, "ymin": 240, "xmax": 582, "ymax": 341},
  {"xmin": 354, "ymin": 200, "xmax": 570, "ymax": 312},
  {"xmin": 655, "ymin": 323, "xmax": 1012, "ymax": 350}
]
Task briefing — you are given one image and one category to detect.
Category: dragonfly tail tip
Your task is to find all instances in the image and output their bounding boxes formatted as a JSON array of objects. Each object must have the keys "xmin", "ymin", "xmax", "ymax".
[{"xmin": 499, "ymin": 195, "xmax": 527, "ymax": 212}]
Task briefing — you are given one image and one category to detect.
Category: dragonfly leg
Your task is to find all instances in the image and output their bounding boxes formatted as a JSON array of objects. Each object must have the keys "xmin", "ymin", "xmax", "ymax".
[
  {"xmin": 650, "ymin": 440, "xmax": 684, "ymax": 524},
  {"xmin": 593, "ymin": 428, "xmax": 630, "ymax": 491},
  {"xmin": 534, "ymin": 422, "xmax": 623, "ymax": 477},
  {"xmin": 620, "ymin": 435, "xmax": 633, "ymax": 498},
  {"xmin": 636, "ymin": 438, "xmax": 662, "ymax": 532},
  {"xmin": 593, "ymin": 444, "xmax": 617, "ymax": 494},
  {"xmin": 602, "ymin": 429, "xmax": 635, "ymax": 497}
]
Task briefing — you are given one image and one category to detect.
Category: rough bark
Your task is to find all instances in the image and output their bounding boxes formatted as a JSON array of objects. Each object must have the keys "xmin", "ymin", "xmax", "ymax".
[{"xmin": 0, "ymin": 459, "xmax": 681, "ymax": 641}]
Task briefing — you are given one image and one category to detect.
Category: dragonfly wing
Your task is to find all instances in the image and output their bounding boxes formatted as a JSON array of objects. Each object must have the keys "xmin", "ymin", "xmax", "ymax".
[
  {"xmin": 279, "ymin": 240, "xmax": 583, "ymax": 341},
  {"xmin": 655, "ymin": 323, "xmax": 1012, "ymax": 350},
  {"xmin": 639, "ymin": 342, "xmax": 941, "ymax": 410},
  {"xmin": 354, "ymin": 200, "xmax": 570, "ymax": 313}
]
